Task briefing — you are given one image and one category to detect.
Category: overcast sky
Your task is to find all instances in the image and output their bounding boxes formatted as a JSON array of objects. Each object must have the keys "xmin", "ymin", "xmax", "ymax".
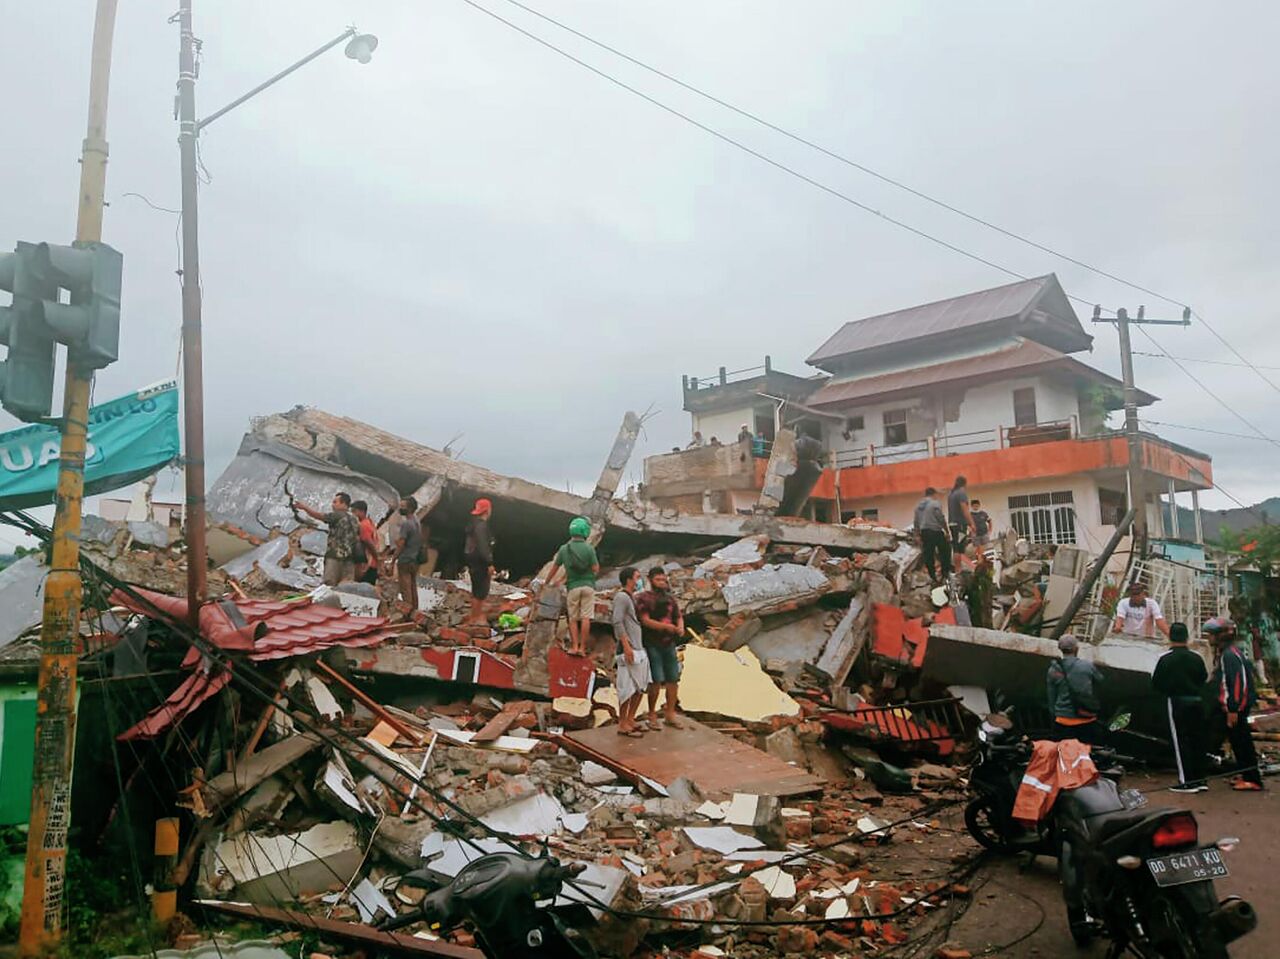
[{"xmin": 3, "ymin": 0, "xmax": 1278, "ymax": 545}]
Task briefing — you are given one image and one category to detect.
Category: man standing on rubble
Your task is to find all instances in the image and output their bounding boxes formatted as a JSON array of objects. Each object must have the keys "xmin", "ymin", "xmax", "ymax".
[
  {"xmin": 464, "ymin": 498, "xmax": 495, "ymax": 625},
  {"xmin": 637, "ymin": 566, "xmax": 685, "ymax": 730},
  {"xmin": 914, "ymin": 487, "xmax": 951, "ymax": 583},
  {"xmin": 351, "ymin": 500, "xmax": 380, "ymax": 585},
  {"xmin": 389, "ymin": 495, "xmax": 423, "ymax": 615},
  {"xmin": 1046, "ymin": 635, "xmax": 1104, "ymax": 744},
  {"xmin": 948, "ymin": 475, "xmax": 976, "ymax": 551},
  {"xmin": 293, "ymin": 491, "xmax": 361, "ymax": 586},
  {"xmin": 545, "ymin": 517, "xmax": 600, "ymax": 656},
  {"xmin": 611, "ymin": 566, "xmax": 652, "ymax": 737}
]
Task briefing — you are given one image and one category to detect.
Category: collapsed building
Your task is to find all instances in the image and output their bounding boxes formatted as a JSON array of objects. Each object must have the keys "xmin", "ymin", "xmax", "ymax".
[{"xmin": 0, "ymin": 280, "xmax": 1272, "ymax": 955}]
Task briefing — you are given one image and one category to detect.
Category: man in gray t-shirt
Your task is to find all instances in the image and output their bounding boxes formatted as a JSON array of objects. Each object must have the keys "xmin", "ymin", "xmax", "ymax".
[
  {"xmin": 610, "ymin": 567, "xmax": 652, "ymax": 736},
  {"xmin": 390, "ymin": 495, "xmax": 423, "ymax": 614},
  {"xmin": 947, "ymin": 475, "xmax": 974, "ymax": 550}
]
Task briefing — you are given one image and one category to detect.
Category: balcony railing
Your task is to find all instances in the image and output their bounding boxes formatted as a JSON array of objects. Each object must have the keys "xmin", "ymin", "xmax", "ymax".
[
  {"xmin": 684, "ymin": 355, "xmax": 775, "ymax": 392},
  {"xmin": 831, "ymin": 418, "xmax": 1078, "ymax": 469}
]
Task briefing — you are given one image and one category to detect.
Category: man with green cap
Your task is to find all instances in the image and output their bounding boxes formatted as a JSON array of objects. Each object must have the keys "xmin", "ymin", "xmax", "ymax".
[{"xmin": 545, "ymin": 517, "xmax": 600, "ymax": 656}]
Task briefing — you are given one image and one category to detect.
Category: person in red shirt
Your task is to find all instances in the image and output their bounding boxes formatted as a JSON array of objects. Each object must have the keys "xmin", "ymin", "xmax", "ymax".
[
  {"xmin": 636, "ymin": 567, "xmax": 685, "ymax": 730},
  {"xmin": 351, "ymin": 500, "xmax": 380, "ymax": 585}
]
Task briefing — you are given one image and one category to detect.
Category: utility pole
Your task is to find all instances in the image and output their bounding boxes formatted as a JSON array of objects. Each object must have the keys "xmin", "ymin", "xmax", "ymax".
[
  {"xmin": 1093, "ymin": 303, "xmax": 1191, "ymax": 560},
  {"xmin": 177, "ymin": 0, "xmax": 209, "ymax": 626},
  {"xmin": 19, "ymin": 0, "xmax": 118, "ymax": 952}
]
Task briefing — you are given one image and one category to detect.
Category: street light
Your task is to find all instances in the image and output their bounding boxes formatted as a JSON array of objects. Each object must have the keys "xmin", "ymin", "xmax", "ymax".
[
  {"xmin": 176, "ymin": 3, "xmax": 377, "ymax": 624},
  {"xmin": 345, "ymin": 33, "xmax": 379, "ymax": 64}
]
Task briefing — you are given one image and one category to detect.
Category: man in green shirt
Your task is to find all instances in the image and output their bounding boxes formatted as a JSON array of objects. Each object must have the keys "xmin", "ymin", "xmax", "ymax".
[{"xmin": 545, "ymin": 517, "xmax": 600, "ymax": 656}]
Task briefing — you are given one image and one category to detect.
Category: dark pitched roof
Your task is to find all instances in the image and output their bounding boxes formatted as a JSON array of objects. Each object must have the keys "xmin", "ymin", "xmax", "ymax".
[
  {"xmin": 807, "ymin": 339, "xmax": 1156, "ymax": 409},
  {"xmin": 806, "ymin": 275, "xmax": 1090, "ymax": 368}
]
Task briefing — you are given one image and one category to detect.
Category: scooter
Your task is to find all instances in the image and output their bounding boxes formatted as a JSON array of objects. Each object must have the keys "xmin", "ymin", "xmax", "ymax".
[
  {"xmin": 1057, "ymin": 781, "xmax": 1256, "ymax": 957},
  {"xmin": 379, "ymin": 851, "xmax": 598, "ymax": 958}
]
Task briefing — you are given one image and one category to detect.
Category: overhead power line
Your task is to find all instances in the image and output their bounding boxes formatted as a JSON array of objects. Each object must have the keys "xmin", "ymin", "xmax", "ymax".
[
  {"xmin": 488, "ymin": 0, "xmax": 1280, "ymax": 398},
  {"xmin": 1133, "ymin": 351, "xmax": 1280, "ymax": 371},
  {"xmin": 459, "ymin": 0, "xmax": 1279, "ymax": 453},
  {"xmin": 1139, "ymin": 419, "xmax": 1277, "ymax": 443}
]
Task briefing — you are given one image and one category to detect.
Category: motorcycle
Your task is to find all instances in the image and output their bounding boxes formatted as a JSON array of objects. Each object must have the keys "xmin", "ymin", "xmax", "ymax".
[
  {"xmin": 963, "ymin": 714, "xmax": 1256, "ymax": 956},
  {"xmin": 1058, "ymin": 781, "xmax": 1256, "ymax": 957},
  {"xmin": 379, "ymin": 850, "xmax": 598, "ymax": 958},
  {"xmin": 965, "ymin": 713, "xmax": 1063, "ymax": 855}
]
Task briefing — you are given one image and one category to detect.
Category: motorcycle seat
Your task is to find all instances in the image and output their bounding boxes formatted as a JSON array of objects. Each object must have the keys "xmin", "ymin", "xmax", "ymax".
[{"xmin": 1084, "ymin": 806, "xmax": 1175, "ymax": 845}]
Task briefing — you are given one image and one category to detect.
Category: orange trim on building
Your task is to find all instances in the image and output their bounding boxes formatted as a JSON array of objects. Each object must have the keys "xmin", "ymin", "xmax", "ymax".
[{"xmin": 808, "ymin": 435, "xmax": 1211, "ymax": 502}]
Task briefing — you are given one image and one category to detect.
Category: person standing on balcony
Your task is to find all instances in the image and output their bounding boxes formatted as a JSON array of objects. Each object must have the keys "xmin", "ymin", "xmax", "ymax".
[
  {"xmin": 737, "ymin": 424, "xmax": 753, "ymax": 444},
  {"xmin": 948, "ymin": 475, "xmax": 976, "ymax": 551},
  {"xmin": 687, "ymin": 431, "xmax": 705, "ymax": 449},
  {"xmin": 1113, "ymin": 582, "xmax": 1171, "ymax": 638},
  {"xmin": 915, "ymin": 487, "xmax": 951, "ymax": 583}
]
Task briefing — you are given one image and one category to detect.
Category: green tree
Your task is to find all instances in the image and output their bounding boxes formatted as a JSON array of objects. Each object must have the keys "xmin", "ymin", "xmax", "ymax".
[{"xmin": 1218, "ymin": 524, "xmax": 1280, "ymax": 572}]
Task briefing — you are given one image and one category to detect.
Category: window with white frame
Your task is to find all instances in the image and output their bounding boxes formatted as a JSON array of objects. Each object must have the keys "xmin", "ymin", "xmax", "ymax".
[
  {"xmin": 1008, "ymin": 491, "xmax": 1076, "ymax": 544},
  {"xmin": 883, "ymin": 409, "xmax": 909, "ymax": 445}
]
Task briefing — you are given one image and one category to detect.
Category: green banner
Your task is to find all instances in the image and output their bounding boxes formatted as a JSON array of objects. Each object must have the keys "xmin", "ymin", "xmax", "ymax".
[{"xmin": 0, "ymin": 380, "xmax": 180, "ymax": 510}]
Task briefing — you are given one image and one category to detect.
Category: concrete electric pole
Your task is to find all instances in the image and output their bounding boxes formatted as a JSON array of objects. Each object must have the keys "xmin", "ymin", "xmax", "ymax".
[
  {"xmin": 18, "ymin": 0, "xmax": 119, "ymax": 952},
  {"xmin": 1093, "ymin": 303, "xmax": 1191, "ymax": 559}
]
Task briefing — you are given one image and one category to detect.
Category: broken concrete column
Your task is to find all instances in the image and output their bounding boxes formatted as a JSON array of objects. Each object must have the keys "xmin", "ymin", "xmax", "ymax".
[{"xmin": 756, "ymin": 428, "xmax": 798, "ymax": 513}]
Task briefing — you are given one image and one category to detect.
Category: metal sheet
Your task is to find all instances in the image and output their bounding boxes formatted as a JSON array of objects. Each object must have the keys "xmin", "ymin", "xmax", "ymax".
[{"xmin": 563, "ymin": 718, "xmax": 823, "ymax": 798}]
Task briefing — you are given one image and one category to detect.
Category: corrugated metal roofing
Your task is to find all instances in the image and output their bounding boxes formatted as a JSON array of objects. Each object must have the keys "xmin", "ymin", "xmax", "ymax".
[
  {"xmin": 807, "ymin": 339, "xmax": 1156, "ymax": 408},
  {"xmin": 111, "ymin": 588, "xmax": 402, "ymax": 739},
  {"xmin": 807, "ymin": 275, "xmax": 1062, "ymax": 366}
]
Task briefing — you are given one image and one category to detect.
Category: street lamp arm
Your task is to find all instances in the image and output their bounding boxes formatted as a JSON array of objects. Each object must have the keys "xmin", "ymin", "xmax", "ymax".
[{"xmin": 196, "ymin": 26, "xmax": 356, "ymax": 132}]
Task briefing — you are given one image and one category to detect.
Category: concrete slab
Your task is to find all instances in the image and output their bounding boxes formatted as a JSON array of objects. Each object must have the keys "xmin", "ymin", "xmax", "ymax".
[
  {"xmin": 678, "ymin": 645, "xmax": 801, "ymax": 722},
  {"xmin": 563, "ymin": 717, "xmax": 822, "ymax": 798}
]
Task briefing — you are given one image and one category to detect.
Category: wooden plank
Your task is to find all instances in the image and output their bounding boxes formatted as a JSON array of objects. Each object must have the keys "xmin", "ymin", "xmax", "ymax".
[
  {"xmin": 195, "ymin": 900, "xmax": 485, "ymax": 957},
  {"xmin": 203, "ymin": 733, "xmax": 321, "ymax": 812},
  {"xmin": 472, "ymin": 700, "xmax": 532, "ymax": 743},
  {"xmin": 563, "ymin": 718, "xmax": 823, "ymax": 798}
]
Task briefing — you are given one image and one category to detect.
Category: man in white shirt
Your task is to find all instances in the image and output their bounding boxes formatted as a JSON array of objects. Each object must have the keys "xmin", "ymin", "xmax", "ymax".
[{"xmin": 1113, "ymin": 582, "xmax": 1170, "ymax": 638}]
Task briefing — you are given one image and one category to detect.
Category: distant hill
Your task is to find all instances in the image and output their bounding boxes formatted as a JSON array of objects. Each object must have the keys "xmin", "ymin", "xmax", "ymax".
[{"xmin": 1163, "ymin": 496, "xmax": 1279, "ymax": 540}]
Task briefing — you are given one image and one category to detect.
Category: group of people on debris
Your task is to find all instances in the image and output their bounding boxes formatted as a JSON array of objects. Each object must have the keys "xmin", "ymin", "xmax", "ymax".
[
  {"xmin": 1047, "ymin": 590, "xmax": 1263, "ymax": 793},
  {"xmin": 681, "ymin": 425, "xmax": 768, "ymax": 457},
  {"xmin": 912, "ymin": 475, "xmax": 991, "ymax": 582},
  {"xmin": 290, "ymin": 490, "xmax": 496, "ymax": 623}
]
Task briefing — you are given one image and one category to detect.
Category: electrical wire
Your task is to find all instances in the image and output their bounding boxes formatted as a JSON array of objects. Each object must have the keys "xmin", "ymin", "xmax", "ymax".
[
  {"xmin": 1139, "ymin": 419, "xmax": 1277, "ymax": 443},
  {"xmin": 1133, "ymin": 352, "xmax": 1280, "ymax": 372},
  {"xmin": 1131, "ymin": 326, "xmax": 1279, "ymax": 448},
  {"xmin": 458, "ymin": 0, "xmax": 1280, "ymax": 465},
  {"xmin": 490, "ymin": 0, "xmax": 1280, "ymax": 399}
]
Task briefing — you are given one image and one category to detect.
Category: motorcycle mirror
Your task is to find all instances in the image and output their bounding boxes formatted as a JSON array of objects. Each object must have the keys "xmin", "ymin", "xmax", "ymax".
[{"xmin": 1108, "ymin": 711, "xmax": 1132, "ymax": 732}]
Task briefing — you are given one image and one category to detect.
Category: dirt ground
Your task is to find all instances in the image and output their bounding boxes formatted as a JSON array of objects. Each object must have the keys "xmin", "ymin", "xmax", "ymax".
[{"xmin": 947, "ymin": 770, "xmax": 1276, "ymax": 957}]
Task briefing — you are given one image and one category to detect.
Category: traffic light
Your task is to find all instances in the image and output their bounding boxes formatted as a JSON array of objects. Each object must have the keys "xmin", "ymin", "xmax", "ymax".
[
  {"xmin": 0, "ymin": 239, "xmax": 123, "ymax": 422},
  {"xmin": 0, "ymin": 243, "xmax": 58, "ymax": 421}
]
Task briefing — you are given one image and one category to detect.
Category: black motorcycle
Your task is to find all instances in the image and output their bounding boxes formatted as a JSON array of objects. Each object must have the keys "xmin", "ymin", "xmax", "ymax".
[
  {"xmin": 1057, "ymin": 779, "xmax": 1255, "ymax": 957},
  {"xmin": 965, "ymin": 713, "xmax": 1060, "ymax": 855},
  {"xmin": 380, "ymin": 851, "xmax": 598, "ymax": 958}
]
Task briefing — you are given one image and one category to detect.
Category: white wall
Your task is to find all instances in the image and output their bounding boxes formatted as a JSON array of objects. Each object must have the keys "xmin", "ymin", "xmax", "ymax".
[
  {"xmin": 837, "ymin": 473, "xmax": 1113, "ymax": 552},
  {"xmin": 821, "ymin": 373, "xmax": 1082, "ymax": 458},
  {"xmin": 692, "ymin": 407, "xmax": 758, "ymax": 445}
]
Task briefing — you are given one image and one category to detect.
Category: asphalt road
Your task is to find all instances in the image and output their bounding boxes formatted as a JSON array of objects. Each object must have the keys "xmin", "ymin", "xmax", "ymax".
[{"xmin": 951, "ymin": 771, "xmax": 1275, "ymax": 957}]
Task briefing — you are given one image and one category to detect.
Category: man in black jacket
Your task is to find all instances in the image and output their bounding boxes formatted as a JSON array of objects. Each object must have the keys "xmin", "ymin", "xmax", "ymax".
[
  {"xmin": 1152, "ymin": 622, "xmax": 1209, "ymax": 793},
  {"xmin": 1206, "ymin": 618, "xmax": 1263, "ymax": 791},
  {"xmin": 1046, "ymin": 635, "xmax": 1103, "ymax": 744}
]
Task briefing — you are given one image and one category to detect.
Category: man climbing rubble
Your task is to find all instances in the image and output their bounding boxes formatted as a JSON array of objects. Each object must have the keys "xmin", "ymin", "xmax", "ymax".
[
  {"xmin": 637, "ymin": 566, "xmax": 685, "ymax": 730},
  {"xmin": 293, "ymin": 490, "xmax": 361, "ymax": 586},
  {"xmin": 351, "ymin": 499, "xmax": 380, "ymax": 585},
  {"xmin": 1113, "ymin": 581, "xmax": 1170, "ymax": 639},
  {"xmin": 464, "ymin": 497, "xmax": 495, "ymax": 625},
  {"xmin": 611, "ymin": 566, "xmax": 652, "ymax": 737},
  {"xmin": 544, "ymin": 516, "xmax": 600, "ymax": 656},
  {"xmin": 913, "ymin": 487, "xmax": 951, "ymax": 583}
]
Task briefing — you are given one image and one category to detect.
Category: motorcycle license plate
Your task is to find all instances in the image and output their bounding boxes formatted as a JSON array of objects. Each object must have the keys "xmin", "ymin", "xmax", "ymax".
[{"xmin": 1146, "ymin": 848, "xmax": 1229, "ymax": 887}]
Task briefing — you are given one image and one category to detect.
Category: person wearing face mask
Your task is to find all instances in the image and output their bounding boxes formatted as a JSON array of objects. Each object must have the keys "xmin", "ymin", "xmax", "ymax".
[
  {"xmin": 1113, "ymin": 582, "xmax": 1170, "ymax": 638},
  {"xmin": 387, "ymin": 495, "xmax": 422, "ymax": 614}
]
